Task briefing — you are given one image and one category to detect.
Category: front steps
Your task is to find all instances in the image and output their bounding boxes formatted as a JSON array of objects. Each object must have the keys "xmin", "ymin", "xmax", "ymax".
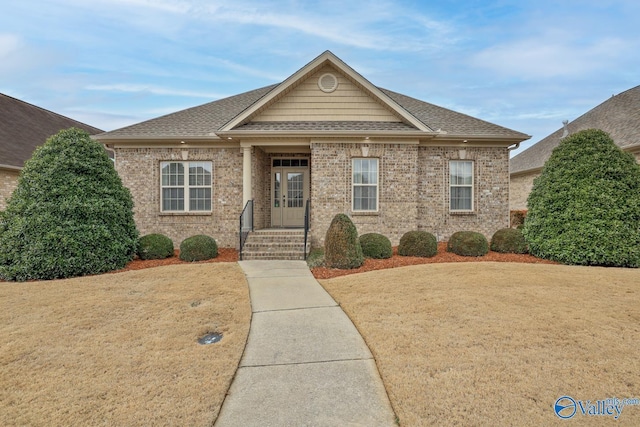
[{"xmin": 241, "ymin": 229, "xmax": 310, "ymax": 261}]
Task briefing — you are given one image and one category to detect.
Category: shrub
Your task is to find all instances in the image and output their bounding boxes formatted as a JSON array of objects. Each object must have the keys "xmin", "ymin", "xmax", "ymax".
[
  {"xmin": 138, "ymin": 234, "xmax": 174, "ymax": 260},
  {"xmin": 306, "ymin": 248, "xmax": 325, "ymax": 268},
  {"xmin": 398, "ymin": 231, "xmax": 437, "ymax": 257},
  {"xmin": 447, "ymin": 231, "xmax": 489, "ymax": 257},
  {"xmin": 359, "ymin": 233, "xmax": 392, "ymax": 259},
  {"xmin": 0, "ymin": 128, "xmax": 138, "ymax": 281},
  {"xmin": 524, "ymin": 129, "xmax": 640, "ymax": 267},
  {"xmin": 324, "ymin": 214, "xmax": 364, "ymax": 269},
  {"xmin": 179, "ymin": 235, "xmax": 218, "ymax": 261},
  {"xmin": 490, "ymin": 228, "xmax": 528, "ymax": 254}
]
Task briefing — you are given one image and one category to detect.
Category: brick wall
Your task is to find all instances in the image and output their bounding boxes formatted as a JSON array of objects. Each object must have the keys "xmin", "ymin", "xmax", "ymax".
[
  {"xmin": 509, "ymin": 172, "xmax": 537, "ymax": 210},
  {"xmin": 0, "ymin": 169, "xmax": 20, "ymax": 210},
  {"xmin": 114, "ymin": 147, "xmax": 243, "ymax": 248},
  {"xmin": 417, "ymin": 146, "xmax": 510, "ymax": 241},
  {"xmin": 309, "ymin": 143, "xmax": 510, "ymax": 246},
  {"xmin": 310, "ymin": 142, "xmax": 418, "ymax": 246}
]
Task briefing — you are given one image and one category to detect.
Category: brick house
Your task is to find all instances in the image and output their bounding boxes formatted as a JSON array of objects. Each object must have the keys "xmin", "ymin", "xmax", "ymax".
[
  {"xmin": 0, "ymin": 94, "xmax": 103, "ymax": 210},
  {"xmin": 95, "ymin": 51, "xmax": 529, "ymax": 258},
  {"xmin": 510, "ymin": 85, "xmax": 640, "ymax": 210}
]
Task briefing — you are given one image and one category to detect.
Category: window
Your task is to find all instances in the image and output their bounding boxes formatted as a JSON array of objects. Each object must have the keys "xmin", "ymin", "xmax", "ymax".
[
  {"xmin": 161, "ymin": 161, "xmax": 212, "ymax": 212},
  {"xmin": 352, "ymin": 158, "xmax": 378, "ymax": 211},
  {"xmin": 450, "ymin": 161, "xmax": 473, "ymax": 211}
]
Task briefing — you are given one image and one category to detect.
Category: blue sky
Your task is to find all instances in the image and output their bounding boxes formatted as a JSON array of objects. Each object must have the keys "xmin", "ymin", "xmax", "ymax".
[{"xmin": 1, "ymin": 0, "xmax": 638, "ymax": 155}]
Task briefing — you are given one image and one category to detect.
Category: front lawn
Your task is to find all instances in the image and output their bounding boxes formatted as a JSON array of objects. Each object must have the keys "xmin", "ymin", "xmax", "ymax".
[
  {"xmin": 0, "ymin": 263, "xmax": 250, "ymax": 426},
  {"xmin": 320, "ymin": 262, "xmax": 640, "ymax": 426}
]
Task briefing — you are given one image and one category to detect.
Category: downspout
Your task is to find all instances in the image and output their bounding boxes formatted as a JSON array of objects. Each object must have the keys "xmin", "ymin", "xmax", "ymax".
[{"xmin": 507, "ymin": 142, "xmax": 520, "ymax": 152}]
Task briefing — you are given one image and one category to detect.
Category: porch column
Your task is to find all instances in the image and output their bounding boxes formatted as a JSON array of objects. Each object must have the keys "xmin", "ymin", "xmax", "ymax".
[{"xmin": 242, "ymin": 145, "xmax": 252, "ymax": 206}]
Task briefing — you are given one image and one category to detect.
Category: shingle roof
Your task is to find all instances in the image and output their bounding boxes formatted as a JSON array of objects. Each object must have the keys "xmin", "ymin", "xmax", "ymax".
[
  {"xmin": 510, "ymin": 85, "xmax": 640, "ymax": 174},
  {"xmin": 96, "ymin": 85, "xmax": 277, "ymax": 139},
  {"xmin": 96, "ymin": 84, "xmax": 528, "ymax": 141},
  {"xmin": 381, "ymin": 89, "xmax": 529, "ymax": 138},
  {"xmin": 0, "ymin": 94, "xmax": 103, "ymax": 168}
]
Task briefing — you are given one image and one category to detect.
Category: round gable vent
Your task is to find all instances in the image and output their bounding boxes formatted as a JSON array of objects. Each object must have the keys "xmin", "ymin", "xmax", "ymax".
[{"xmin": 318, "ymin": 73, "xmax": 338, "ymax": 93}]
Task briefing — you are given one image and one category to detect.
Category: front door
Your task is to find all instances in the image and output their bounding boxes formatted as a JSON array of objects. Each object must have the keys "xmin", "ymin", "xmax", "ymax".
[{"xmin": 271, "ymin": 160, "xmax": 309, "ymax": 227}]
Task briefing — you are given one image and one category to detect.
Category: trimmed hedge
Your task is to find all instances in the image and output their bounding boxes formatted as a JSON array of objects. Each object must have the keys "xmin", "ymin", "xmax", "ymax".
[
  {"xmin": 524, "ymin": 129, "xmax": 640, "ymax": 267},
  {"xmin": 447, "ymin": 231, "xmax": 489, "ymax": 257},
  {"xmin": 324, "ymin": 214, "xmax": 364, "ymax": 269},
  {"xmin": 359, "ymin": 233, "xmax": 392, "ymax": 259},
  {"xmin": 490, "ymin": 228, "xmax": 528, "ymax": 254},
  {"xmin": 0, "ymin": 128, "xmax": 138, "ymax": 281},
  {"xmin": 138, "ymin": 234, "xmax": 174, "ymax": 260},
  {"xmin": 179, "ymin": 235, "xmax": 218, "ymax": 261},
  {"xmin": 398, "ymin": 231, "xmax": 438, "ymax": 257}
]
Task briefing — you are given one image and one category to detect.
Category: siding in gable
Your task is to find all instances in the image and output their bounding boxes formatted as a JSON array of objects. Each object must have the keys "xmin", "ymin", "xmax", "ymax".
[{"xmin": 253, "ymin": 66, "xmax": 400, "ymax": 122}]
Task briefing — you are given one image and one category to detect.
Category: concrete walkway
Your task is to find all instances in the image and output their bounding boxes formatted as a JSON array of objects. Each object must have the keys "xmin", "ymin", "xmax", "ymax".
[{"xmin": 214, "ymin": 260, "xmax": 396, "ymax": 427}]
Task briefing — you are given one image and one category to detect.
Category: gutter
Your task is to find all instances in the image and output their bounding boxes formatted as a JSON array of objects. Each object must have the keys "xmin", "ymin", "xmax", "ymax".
[{"xmin": 0, "ymin": 164, "xmax": 22, "ymax": 172}]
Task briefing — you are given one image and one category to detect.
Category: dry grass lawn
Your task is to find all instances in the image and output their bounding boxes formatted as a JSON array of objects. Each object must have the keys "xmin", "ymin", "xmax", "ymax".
[
  {"xmin": 1, "ymin": 263, "xmax": 250, "ymax": 426},
  {"xmin": 321, "ymin": 262, "xmax": 640, "ymax": 426}
]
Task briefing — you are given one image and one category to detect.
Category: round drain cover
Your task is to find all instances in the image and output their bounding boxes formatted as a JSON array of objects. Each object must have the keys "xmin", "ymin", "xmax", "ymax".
[{"xmin": 198, "ymin": 333, "xmax": 223, "ymax": 345}]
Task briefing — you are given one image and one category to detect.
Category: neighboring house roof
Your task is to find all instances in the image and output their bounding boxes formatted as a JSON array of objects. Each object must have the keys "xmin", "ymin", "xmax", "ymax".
[
  {"xmin": 0, "ymin": 93, "xmax": 103, "ymax": 169},
  {"xmin": 95, "ymin": 51, "xmax": 529, "ymax": 144},
  {"xmin": 510, "ymin": 85, "xmax": 640, "ymax": 175}
]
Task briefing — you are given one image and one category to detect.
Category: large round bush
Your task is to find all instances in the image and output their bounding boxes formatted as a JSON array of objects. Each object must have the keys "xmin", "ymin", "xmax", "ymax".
[
  {"xmin": 447, "ymin": 231, "xmax": 489, "ymax": 257},
  {"xmin": 524, "ymin": 129, "xmax": 640, "ymax": 267},
  {"xmin": 0, "ymin": 128, "xmax": 138, "ymax": 281},
  {"xmin": 359, "ymin": 233, "xmax": 392, "ymax": 259},
  {"xmin": 179, "ymin": 235, "xmax": 218, "ymax": 261},
  {"xmin": 324, "ymin": 214, "xmax": 364, "ymax": 269},
  {"xmin": 138, "ymin": 234, "xmax": 174, "ymax": 260},
  {"xmin": 490, "ymin": 228, "xmax": 528, "ymax": 254},
  {"xmin": 398, "ymin": 231, "xmax": 437, "ymax": 257}
]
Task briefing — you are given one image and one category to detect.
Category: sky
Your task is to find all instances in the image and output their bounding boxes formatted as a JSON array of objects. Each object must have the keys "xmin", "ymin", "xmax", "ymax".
[{"xmin": 1, "ymin": 0, "xmax": 638, "ymax": 156}]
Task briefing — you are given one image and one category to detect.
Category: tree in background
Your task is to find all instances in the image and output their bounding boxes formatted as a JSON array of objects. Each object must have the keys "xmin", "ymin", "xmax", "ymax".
[
  {"xmin": 524, "ymin": 129, "xmax": 640, "ymax": 267},
  {"xmin": 0, "ymin": 128, "xmax": 138, "ymax": 281}
]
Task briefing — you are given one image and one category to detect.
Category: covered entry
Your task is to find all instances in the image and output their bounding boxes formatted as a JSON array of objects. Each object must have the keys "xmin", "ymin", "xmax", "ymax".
[{"xmin": 271, "ymin": 158, "xmax": 309, "ymax": 227}]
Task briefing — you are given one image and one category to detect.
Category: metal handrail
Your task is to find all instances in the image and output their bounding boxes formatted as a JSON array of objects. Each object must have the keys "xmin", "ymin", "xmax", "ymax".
[
  {"xmin": 239, "ymin": 199, "xmax": 254, "ymax": 261},
  {"xmin": 303, "ymin": 199, "xmax": 310, "ymax": 260}
]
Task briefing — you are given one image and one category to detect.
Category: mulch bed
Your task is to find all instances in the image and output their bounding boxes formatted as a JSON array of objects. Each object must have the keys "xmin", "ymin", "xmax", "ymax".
[
  {"xmin": 4, "ymin": 245, "xmax": 554, "ymax": 281},
  {"xmin": 311, "ymin": 243, "xmax": 557, "ymax": 279},
  {"xmin": 113, "ymin": 248, "xmax": 238, "ymax": 272}
]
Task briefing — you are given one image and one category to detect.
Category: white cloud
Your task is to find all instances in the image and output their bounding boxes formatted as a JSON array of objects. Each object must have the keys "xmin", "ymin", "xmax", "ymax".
[
  {"xmin": 471, "ymin": 31, "xmax": 630, "ymax": 79},
  {"xmin": 85, "ymin": 84, "xmax": 227, "ymax": 99},
  {"xmin": 0, "ymin": 33, "xmax": 21, "ymax": 58}
]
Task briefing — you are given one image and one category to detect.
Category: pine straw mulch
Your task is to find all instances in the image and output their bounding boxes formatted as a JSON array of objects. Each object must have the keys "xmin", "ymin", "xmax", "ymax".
[{"xmin": 311, "ymin": 242, "xmax": 557, "ymax": 279}]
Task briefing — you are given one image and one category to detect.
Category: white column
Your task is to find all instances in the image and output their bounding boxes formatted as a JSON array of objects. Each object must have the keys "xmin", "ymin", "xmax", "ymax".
[{"xmin": 242, "ymin": 145, "xmax": 252, "ymax": 206}]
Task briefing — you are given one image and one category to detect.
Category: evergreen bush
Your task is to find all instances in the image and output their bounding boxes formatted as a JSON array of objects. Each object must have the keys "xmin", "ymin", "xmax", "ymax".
[
  {"xmin": 447, "ymin": 231, "xmax": 489, "ymax": 257},
  {"xmin": 398, "ymin": 231, "xmax": 438, "ymax": 257},
  {"xmin": 490, "ymin": 228, "xmax": 528, "ymax": 254},
  {"xmin": 0, "ymin": 128, "xmax": 138, "ymax": 281},
  {"xmin": 524, "ymin": 129, "xmax": 640, "ymax": 267},
  {"xmin": 324, "ymin": 214, "xmax": 364, "ymax": 269},
  {"xmin": 179, "ymin": 235, "xmax": 218, "ymax": 261},
  {"xmin": 359, "ymin": 233, "xmax": 393, "ymax": 259},
  {"xmin": 138, "ymin": 234, "xmax": 174, "ymax": 260}
]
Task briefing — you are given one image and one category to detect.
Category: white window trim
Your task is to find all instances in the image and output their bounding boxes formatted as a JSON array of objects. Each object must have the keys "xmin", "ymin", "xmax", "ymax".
[
  {"xmin": 449, "ymin": 160, "xmax": 474, "ymax": 212},
  {"xmin": 352, "ymin": 158, "xmax": 379, "ymax": 213},
  {"xmin": 160, "ymin": 161, "xmax": 212, "ymax": 213}
]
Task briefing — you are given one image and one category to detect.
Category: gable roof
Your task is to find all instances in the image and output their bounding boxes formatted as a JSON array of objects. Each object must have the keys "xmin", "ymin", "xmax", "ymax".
[
  {"xmin": 95, "ymin": 51, "xmax": 529, "ymax": 143},
  {"xmin": 510, "ymin": 85, "xmax": 640, "ymax": 174},
  {"xmin": 0, "ymin": 94, "xmax": 103, "ymax": 169}
]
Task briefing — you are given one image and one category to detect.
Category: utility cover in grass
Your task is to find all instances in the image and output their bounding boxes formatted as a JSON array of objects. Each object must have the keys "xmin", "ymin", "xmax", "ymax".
[{"xmin": 524, "ymin": 128, "xmax": 640, "ymax": 267}]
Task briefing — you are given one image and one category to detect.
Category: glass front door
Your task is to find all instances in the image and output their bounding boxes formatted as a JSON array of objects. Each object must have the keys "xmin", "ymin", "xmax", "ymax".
[{"xmin": 271, "ymin": 159, "xmax": 309, "ymax": 227}]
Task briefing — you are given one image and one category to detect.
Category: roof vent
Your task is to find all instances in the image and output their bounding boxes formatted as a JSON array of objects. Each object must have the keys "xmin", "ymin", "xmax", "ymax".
[{"xmin": 318, "ymin": 73, "xmax": 338, "ymax": 93}]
